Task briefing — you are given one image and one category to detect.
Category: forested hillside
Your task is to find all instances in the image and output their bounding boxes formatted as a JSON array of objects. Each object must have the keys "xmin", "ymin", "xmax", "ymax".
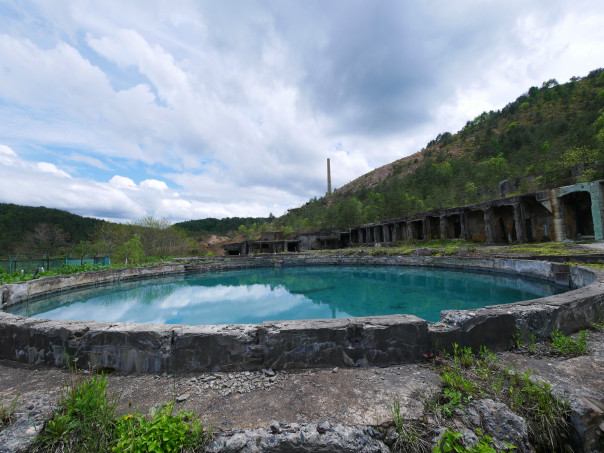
[
  {"xmin": 277, "ymin": 68, "xmax": 604, "ymax": 231},
  {"xmin": 174, "ymin": 216, "xmax": 271, "ymax": 237},
  {"xmin": 0, "ymin": 204, "xmax": 104, "ymax": 255},
  {"xmin": 0, "ymin": 203, "xmax": 269, "ymax": 258}
]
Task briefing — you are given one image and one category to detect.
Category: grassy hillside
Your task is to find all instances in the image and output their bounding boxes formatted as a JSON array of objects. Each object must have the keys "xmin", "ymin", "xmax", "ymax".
[{"xmin": 278, "ymin": 68, "xmax": 604, "ymax": 230}]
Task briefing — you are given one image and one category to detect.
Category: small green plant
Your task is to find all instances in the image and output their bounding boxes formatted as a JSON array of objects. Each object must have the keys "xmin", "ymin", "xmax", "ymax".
[
  {"xmin": 513, "ymin": 332, "xmax": 537, "ymax": 353},
  {"xmin": 44, "ymin": 413, "xmax": 76, "ymax": 442},
  {"xmin": 113, "ymin": 401, "xmax": 211, "ymax": 452},
  {"xmin": 57, "ymin": 262, "xmax": 109, "ymax": 274},
  {"xmin": 32, "ymin": 369, "xmax": 212, "ymax": 452},
  {"xmin": 33, "ymin": 371, "xmax": 118, "ymax": 452},
  {"xmin": 390, "ymin": 396, "xmax": 430, "ymax": 452},
  {"xmin": 589, "ymin": 316, "xmax": 604, "ymax": 331},
  {"xmin": 433, "ymin": 428, "xmax": 517, "ymax": 452},
  {"xmin": 551, "ymin": 329, "xmax": 589, "ymax": 355},
  {"xmin": 0, "ymin": 393, "xmax": 19, "ymax": 428},
  {"xmin": 426, "ymin": 345, "xmax": 571, "ymax": 451},
  {"xmin": 458, "ymin": 346, "xmax": 473, "ymax": 368},
  {"xmin": 506, "ymin": 368, "xmax": 570, "ymax": 450}
]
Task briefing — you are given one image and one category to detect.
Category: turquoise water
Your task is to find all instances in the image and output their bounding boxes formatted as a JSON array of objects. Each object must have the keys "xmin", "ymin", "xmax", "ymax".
[{"xmin": 7, "ymin": 266, "xmax": 568, "ymax": 324}]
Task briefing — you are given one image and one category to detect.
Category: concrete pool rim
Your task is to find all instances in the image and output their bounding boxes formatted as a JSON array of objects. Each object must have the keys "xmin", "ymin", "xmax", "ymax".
[{"xmin": 1, "ymin": 254, "xmax": 603, "ymax": 373}]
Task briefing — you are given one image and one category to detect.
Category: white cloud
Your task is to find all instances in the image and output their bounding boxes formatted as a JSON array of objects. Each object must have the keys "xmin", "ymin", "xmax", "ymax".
[
  {"xmin": 36, "ymin": 162, "xmax": 71, "ymax": 178},
  {"xmin": 140, "ymin": 179, "xmax": 168, "ymax": 190},
  {"xmin": 0, "ymin": 144, "xmax": 17, "ymax": 157},
  {"xmin": 109, "ymin": 175, "xmax": 137, "ymax": 190},
  {"xmin": 67, "ymin": 153, "xmax": 112, "ymax": 170},
  {"xmin": 0, "ymin": 1, "xmax": 602, "ymax": 222}
]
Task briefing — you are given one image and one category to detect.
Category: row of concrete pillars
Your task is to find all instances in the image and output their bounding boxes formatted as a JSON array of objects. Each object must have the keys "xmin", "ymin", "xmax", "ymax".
[{"xmin": 349, "ymin": 182, "xmax": 604, "ymax": 245}]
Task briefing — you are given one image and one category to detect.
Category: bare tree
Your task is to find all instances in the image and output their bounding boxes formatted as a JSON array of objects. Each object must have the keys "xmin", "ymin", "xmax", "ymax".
[{"xmin": 19, "ymin": 223, "xmax": 70, "ymax": 256}]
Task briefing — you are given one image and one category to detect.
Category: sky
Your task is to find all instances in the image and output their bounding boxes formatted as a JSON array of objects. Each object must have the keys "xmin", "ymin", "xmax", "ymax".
[{"xmin": 0, "ymin": 1, "xmax": 603, "ymax": 223}]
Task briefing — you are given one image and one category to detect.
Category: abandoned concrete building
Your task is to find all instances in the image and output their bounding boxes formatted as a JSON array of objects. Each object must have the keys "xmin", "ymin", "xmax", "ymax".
[
  {"xmin": 224, "ymin": 180, "xmax": 604, "ymax": 255},
  {"xmin": 223, "ymin": 230, "xmax": 342, "ymax": 255}
]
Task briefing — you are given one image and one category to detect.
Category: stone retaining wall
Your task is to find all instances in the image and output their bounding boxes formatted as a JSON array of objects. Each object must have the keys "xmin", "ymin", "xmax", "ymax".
[{"xmin": 0, "ymin": 255, "xmax": 603, "ymax": 373}]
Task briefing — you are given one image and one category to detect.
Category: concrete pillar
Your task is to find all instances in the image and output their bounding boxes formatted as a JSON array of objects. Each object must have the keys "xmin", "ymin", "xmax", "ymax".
[
  {"xmin": 589, "ymin": 182, "xmax": 604, "ymax": 241},
  {"xmin": 551, "ymin": 190, "xmax": 567, "ymax": 241},
  {"xmin": 440, "ymin": 216, "xmax": 447, "ymax": 239},
  {"xmin": 392, "ymin": 223, "xmax": 398, "ymax": 242},
  {"xmin": 460, "ymin": 211, "xmax": 468, "ymax": 241},
  {"xmin": 422, "ymin": 218, "xmax": 428, "ymax": 240},
  {"xmin": 383, "ymin": 224, "xmax": 391, "ymax": 243},
  {"xmin": 407, "ymin": 223, "xmax": 414, "ymax": 240},
  {"xmin": 484, "ymin": 208, "xmax": 496, "ymax": 243},
  {"xmin": 367, "ymin": 227, "xmax": 373, "ymax": 243},
  {"xmin": 374, "ymin": 226, "xmax": 382, "ymax": 243},
  {"xmin": 513, "ymin": 202, "xmax": 527, "ymax": 243}
]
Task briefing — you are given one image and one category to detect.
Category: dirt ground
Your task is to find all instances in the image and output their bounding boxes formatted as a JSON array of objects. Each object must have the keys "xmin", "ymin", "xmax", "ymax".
[
  {"xmin": 0, "ymin": 360, "xmax": 438, "ymax": 430},
  {"xmin": 1, "ymin": 331, "xmax": 602, "ymax": 434}
]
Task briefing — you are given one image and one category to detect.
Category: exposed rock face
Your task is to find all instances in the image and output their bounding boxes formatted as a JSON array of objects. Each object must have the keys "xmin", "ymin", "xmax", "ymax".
[
  {"xmin": 209, "ymin": 422, "xmax": 390, "ymax": 453},
  {"xmin": 0, "ymin": 393, "xmax": 57, "ymax": 453},
  {"xmin": 460, "ymin": 399, "xmax": 533, "ymax": 453}
]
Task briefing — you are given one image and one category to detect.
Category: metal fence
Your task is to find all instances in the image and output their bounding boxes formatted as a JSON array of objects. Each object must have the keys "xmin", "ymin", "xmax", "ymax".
[{"xmin": 0, "ymin": 255, "xmax": 110, "ymax": 274}]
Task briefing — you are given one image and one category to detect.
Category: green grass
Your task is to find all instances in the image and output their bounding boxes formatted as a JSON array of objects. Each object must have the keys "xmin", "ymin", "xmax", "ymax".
[
  {"xmin": 487, "ymin": 242, "xmax": 590, "ymax": 256},
  {"xmin": 32, "ymin": 369, "xmax": 212, "ymax": 453},
  {"xmin": 389, "ymin": 396, "xmax": 430, "ymax": 453},
  {"xmin": 568, "ymin": 262, "xmax": 604, "ymax": 271},
  {"xmin": 0, "ymin": 394, "xmax": 19, "ymax": 428},
  {"xmin": 334, "ymin": 240, "xmax": 483, "ymax": 257},
  {"xmin": 423, "ymin": 344, "xmax": 571, "ymax": 451}
]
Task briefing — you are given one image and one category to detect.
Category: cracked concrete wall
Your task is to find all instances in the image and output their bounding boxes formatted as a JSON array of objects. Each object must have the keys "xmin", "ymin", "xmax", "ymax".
[{"xmin": 1, "ymin": 256, "xmax": 603, "ymax": 373}]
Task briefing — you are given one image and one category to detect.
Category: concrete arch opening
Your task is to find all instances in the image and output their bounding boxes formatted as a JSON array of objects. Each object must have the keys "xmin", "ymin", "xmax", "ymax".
[
  {"xmin": 561, "ymin": 191, "xmax": 594, "ymax": 239},
  {"xmin": 426, "ymin": 216, "xmax": 440, "ymax": 240},
  {"xmin": 442, "ymin": 214, "xmax": 462, "ymax": 239},
  {"xmin": 493, "ymin": 205, "xmax": 517, "ymax": 243},
  {"xmin": 408, "ymin": 220, "xmax": 424, "ymax": 240},
  {"xmin": 466, "ymin": 210, "xmax": 487, "ymax": 242}
]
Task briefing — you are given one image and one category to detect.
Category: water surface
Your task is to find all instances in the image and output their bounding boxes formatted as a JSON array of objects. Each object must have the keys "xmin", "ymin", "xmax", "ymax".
[{"xmin": 7, "ymin": 266, "xmax": 568, "ymax": 324}]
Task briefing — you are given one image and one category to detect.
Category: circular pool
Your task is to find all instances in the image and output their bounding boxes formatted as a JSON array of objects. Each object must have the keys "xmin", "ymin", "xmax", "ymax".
[
  {"xmin": 0, "ymin": 255, "xmax": 601, "ymax": 373},
  {"xmin": 6, "ymin": 265, "xmax": 568, "ymax": 324}
]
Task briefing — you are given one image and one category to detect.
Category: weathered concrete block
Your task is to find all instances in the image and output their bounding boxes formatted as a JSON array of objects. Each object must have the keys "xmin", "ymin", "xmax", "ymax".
[{"xmin": 440, "ymin": 309, "xmax": 516, "ymax": 351}]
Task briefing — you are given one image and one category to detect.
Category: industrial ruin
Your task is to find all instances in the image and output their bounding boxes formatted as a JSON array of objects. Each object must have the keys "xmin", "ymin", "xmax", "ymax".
[{"xmin": 224, "ymin": 180, "xmax": 604, "ymax": 255}]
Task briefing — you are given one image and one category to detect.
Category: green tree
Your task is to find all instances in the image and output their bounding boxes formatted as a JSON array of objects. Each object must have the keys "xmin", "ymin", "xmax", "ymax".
[
  {"xmin": 545, "ymin": 146, "xmax": 602, "ymax": 185},
  {"xmin": 475, "ymin": 153, "xmax": 510, "ymax": 197},
  {"xmin": 114, "ymin": 234, "xmax": 144, "ymax": 265},
  {"xmin": 363, "ymin": 192, "xmax": 385, "ymax": 223},
  {"xmin": 338, "ymin": 197, "xmax": 363, "ymax": 227}
]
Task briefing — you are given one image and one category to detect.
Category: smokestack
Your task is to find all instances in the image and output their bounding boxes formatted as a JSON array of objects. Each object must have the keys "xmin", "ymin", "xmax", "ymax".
[{"xmin": 327, "ymin": 158, "xmax": 332, "ymax": 195}]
